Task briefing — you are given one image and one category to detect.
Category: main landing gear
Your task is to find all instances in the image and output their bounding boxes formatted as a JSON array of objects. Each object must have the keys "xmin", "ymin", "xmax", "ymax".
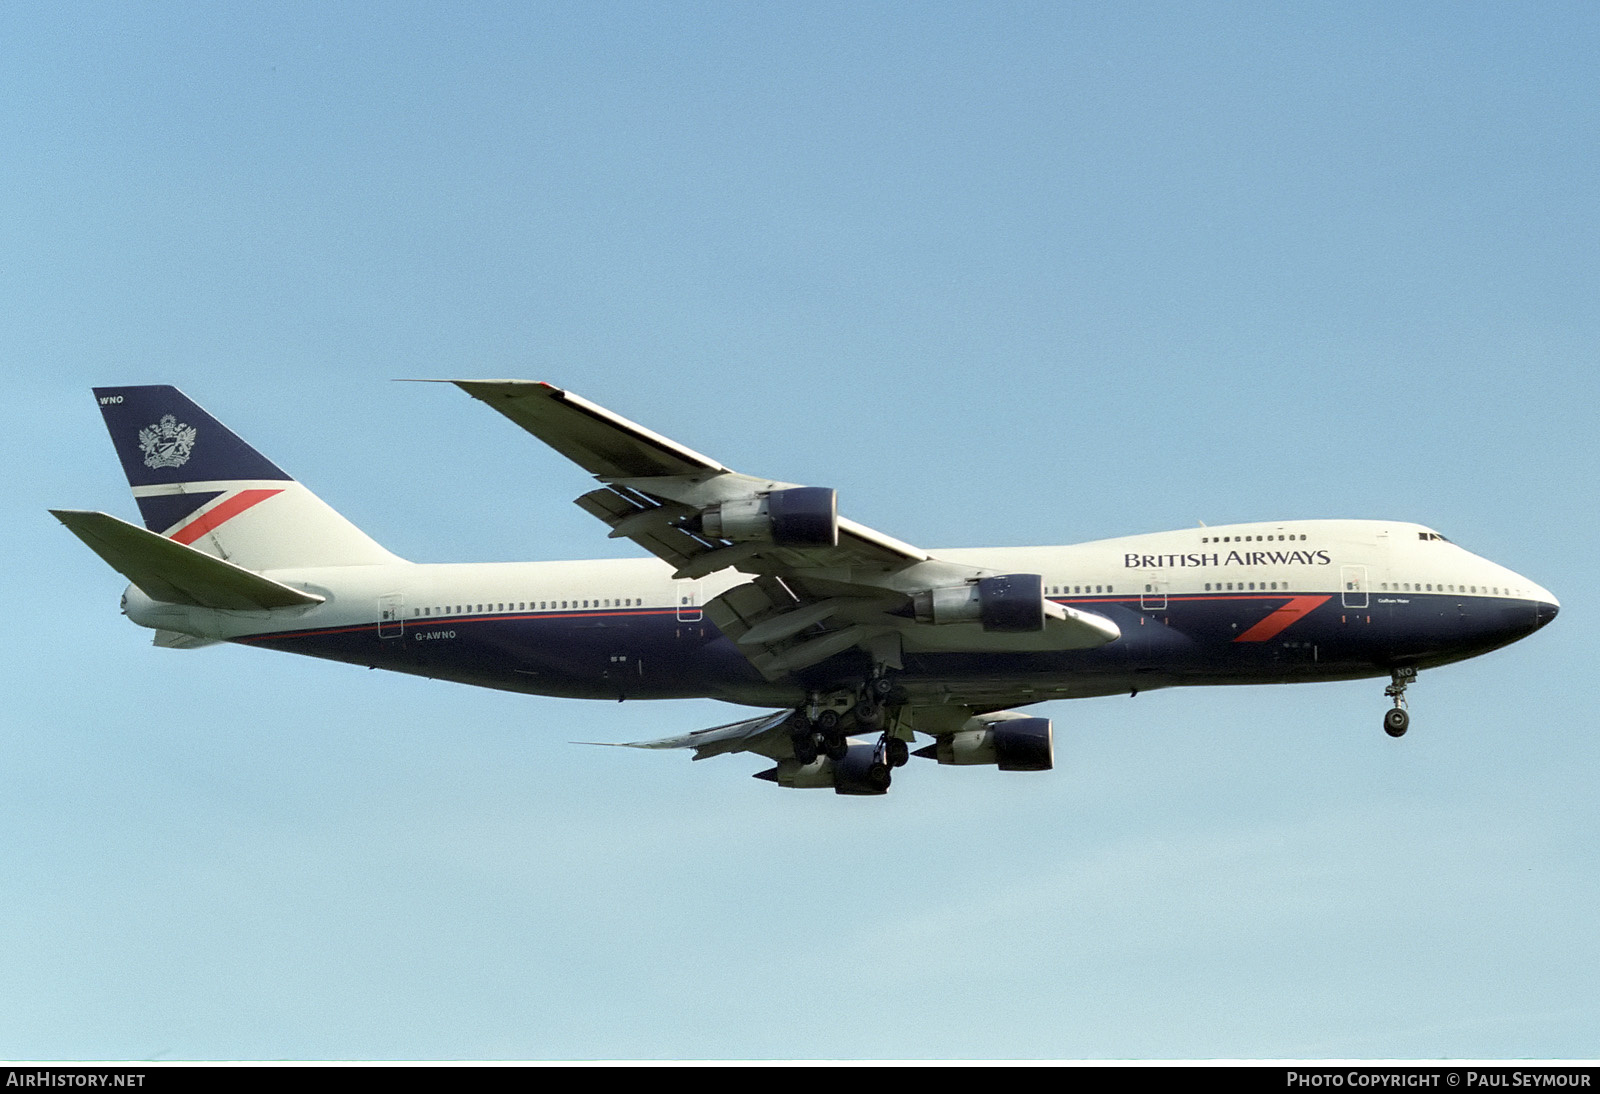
[
  {"xmin": 1383, "ymin": 667, "xmax": 1417, "ymax": 738},
  {"xmin": 787, "ymin": 672, "xmax": 912, "ymax": 789}
]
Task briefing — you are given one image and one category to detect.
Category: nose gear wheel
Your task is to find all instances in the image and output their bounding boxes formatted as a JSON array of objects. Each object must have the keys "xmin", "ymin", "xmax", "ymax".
[{"xmin": 1383, "ymin": 667, "xmax": 1416, "ymax": 737}]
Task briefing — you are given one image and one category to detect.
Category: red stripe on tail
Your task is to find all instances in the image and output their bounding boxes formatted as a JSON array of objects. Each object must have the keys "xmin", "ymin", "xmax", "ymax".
[{"xmin": 170, "ymin": 488, "xmax": 285, "ymax": 545}]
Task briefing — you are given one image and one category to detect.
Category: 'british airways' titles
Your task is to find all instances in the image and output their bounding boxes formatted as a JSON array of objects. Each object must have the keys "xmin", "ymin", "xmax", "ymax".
[{"xmin": 1123, "ymin": 550, "xmax": 1332, "ymax": 569}]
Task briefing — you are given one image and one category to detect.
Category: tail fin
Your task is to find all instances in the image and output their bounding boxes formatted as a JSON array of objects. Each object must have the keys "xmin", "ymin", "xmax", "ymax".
[{"xmin": 91, "ymin": 386, "xmax": 402, "ymax": 570}]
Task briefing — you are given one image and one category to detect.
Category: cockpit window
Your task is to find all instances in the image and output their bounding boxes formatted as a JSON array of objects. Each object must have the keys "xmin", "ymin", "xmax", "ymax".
[{"xmin": 1417, "ymin": 532, "xmax": 1451, "ymax": 543}]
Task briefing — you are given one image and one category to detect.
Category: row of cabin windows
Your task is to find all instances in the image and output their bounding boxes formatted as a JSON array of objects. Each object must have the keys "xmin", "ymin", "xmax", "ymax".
[
  {"xmin": 405, "ymin": 583, "xmax": 1521, "ymax": 619},
  {"xmin": 1200, "ymin": 534, "xmax": 1308, "ymax": 544},
  {"xmin": 414, "ymin": 592, "xmax": 1139, "ymax": 613},
  {"xmin": 1380, "ymin": 583, "xmax": 1506, "ymax": 595},
  {"xmin": 1198, "ymin": 532, "xmax": 1452, "ymax": 547},
  {"xmin": 413, "ymin": 598, "xmax": 645, "ymax": 618},
  {"xmin": 1193, "ymin": 581, "xmax": 1512, "ymax": 595}
]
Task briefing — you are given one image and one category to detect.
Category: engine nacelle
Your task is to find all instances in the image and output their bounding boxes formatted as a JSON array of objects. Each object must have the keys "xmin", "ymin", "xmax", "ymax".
[
  {"xmin": 917, "ymin": 714, "xmax": 1054, "ymax": 771},
  {"xmin": 910, "ymin": 573, "xmax": 1048, "ymax": 632},
  {"xmin": 759, "ymin": 743, "xmax": 890, "ymax": 795},
  {"xmin": 700, "ymin": 487, "xmax": 838, "ymax": 547}
]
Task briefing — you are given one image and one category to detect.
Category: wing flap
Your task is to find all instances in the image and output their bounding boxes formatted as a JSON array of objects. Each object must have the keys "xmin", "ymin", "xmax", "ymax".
[
  {"xmin": 573, "ymin": 487, "xmax": 710, "ymax": 571},
  {"xmin": 153, "ymin": 629, "xmax": 221, "ymax": 649}
]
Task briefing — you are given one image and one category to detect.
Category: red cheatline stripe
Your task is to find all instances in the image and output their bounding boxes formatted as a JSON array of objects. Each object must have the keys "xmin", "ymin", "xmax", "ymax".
[
  {"xmin": 170, "ymin": 488, "xmax": 285, "ymax": 545},
  {"xmin": 1233, "ymin": 595, "xmax": 1332, "ymax": 642},
  {"xmin": 237, "ymin": 607, "xmax": 676, "ymax": 642}
]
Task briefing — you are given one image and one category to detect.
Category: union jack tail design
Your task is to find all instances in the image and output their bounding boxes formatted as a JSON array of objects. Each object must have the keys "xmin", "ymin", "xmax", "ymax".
[{"xmin": 92, "ymin": 386, "xmax": 401, "ymax": 571}]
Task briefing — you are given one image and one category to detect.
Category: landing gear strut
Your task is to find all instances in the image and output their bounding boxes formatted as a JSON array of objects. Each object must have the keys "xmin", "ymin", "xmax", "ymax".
[
  {"xmin": 789, "ymin": 700, "xmax": 846, "ymax": 764},
  {"xmin": 788, "ymin": 712, "xmax": 819, "ymax": 764},
  {"xmin": 865, "ymin": 738, "xmax": 893, "ymax": 792},
  {"xmin": 853, "ymin": 698, "xmax": 884, "ymax": 730},
  {"xmin": 1383, "ymin": 667, "xmax": 1416, "ymax": 738},
  {"xmin": 788, "ymin": 672, "xmax": 913, "ymax": 777},
  {"xmin": 862, "ymin": 668, "xmax": 911, "ymax": 770}
]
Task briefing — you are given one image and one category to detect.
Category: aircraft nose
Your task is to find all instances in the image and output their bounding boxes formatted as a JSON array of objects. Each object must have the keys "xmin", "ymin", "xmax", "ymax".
[{"xmin": 1535, "ymin": 596, "xmax": 1560, "ymax": 630}]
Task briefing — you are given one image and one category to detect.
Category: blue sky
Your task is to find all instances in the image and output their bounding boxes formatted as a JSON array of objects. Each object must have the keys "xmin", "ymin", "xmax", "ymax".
[{"xmin": 5, "ymin": 2, "xmax": 1597, "ymax": 1060}]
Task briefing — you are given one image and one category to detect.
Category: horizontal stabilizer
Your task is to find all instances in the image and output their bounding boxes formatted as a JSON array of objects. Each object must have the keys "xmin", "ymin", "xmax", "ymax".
[{"xmin": 50, "ymin": 509, "xmax": 324, "ymax": 611}]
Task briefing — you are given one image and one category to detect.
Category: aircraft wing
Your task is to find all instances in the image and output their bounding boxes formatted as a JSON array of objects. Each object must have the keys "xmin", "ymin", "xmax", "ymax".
[
  {"xmin": 453, "ymin": 380, "xmax": 1118, "ymax": 679},
  {"xmin": 452, "ymin": 380, "xmax": 928, "ymax": 576},
  {"xmin": 592, "ymin": 709, "xmax": 796, "ymax": 761},
  {"xmin": 594, "ymin": 709, "xmax": 909, "ymax": 792}
]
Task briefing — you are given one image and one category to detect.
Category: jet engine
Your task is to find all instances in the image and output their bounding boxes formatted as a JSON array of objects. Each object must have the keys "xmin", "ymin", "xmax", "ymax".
[
  {"xmin": 910, "ymin": 574, "xmax": 1049, "ymax": 632},
  {"xmin": 698, "ymin": 487, "xmax": 838, "ymax": 547},
  {"xmin": 914, "ymin": 713, "xmax": 1054, "ymax": 771},
  {"xmin": 756, "ymin": 742, "xmax": 891, "ymax": 795}
]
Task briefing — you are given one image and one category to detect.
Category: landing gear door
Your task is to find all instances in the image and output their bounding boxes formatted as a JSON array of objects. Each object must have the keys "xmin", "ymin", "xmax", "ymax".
[{"xmin": 1340, "ymin": 565, "xmax": 1369, "ymax": 609}]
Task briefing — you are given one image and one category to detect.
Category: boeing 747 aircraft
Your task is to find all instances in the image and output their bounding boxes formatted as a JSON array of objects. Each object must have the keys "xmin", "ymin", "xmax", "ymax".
[{"xmin": 54, "ymin": 383, "xmax": 1559, "ymax": 795}]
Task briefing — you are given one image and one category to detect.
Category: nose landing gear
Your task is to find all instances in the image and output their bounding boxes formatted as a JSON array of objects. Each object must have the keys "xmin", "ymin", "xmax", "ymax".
[
  {"xmin": 1383, "ymin": 667, "xmax": 1416, "ymax": 737},
  {"xmin": 1383, "ymin": 707, "xmax": 1410, "ymax": 737}
]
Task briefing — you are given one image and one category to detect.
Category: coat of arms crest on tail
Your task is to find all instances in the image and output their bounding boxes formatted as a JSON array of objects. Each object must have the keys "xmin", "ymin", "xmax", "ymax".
[{"xmin": 138, "ymin": 414, "xmax": 197, "ymax": 469}]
